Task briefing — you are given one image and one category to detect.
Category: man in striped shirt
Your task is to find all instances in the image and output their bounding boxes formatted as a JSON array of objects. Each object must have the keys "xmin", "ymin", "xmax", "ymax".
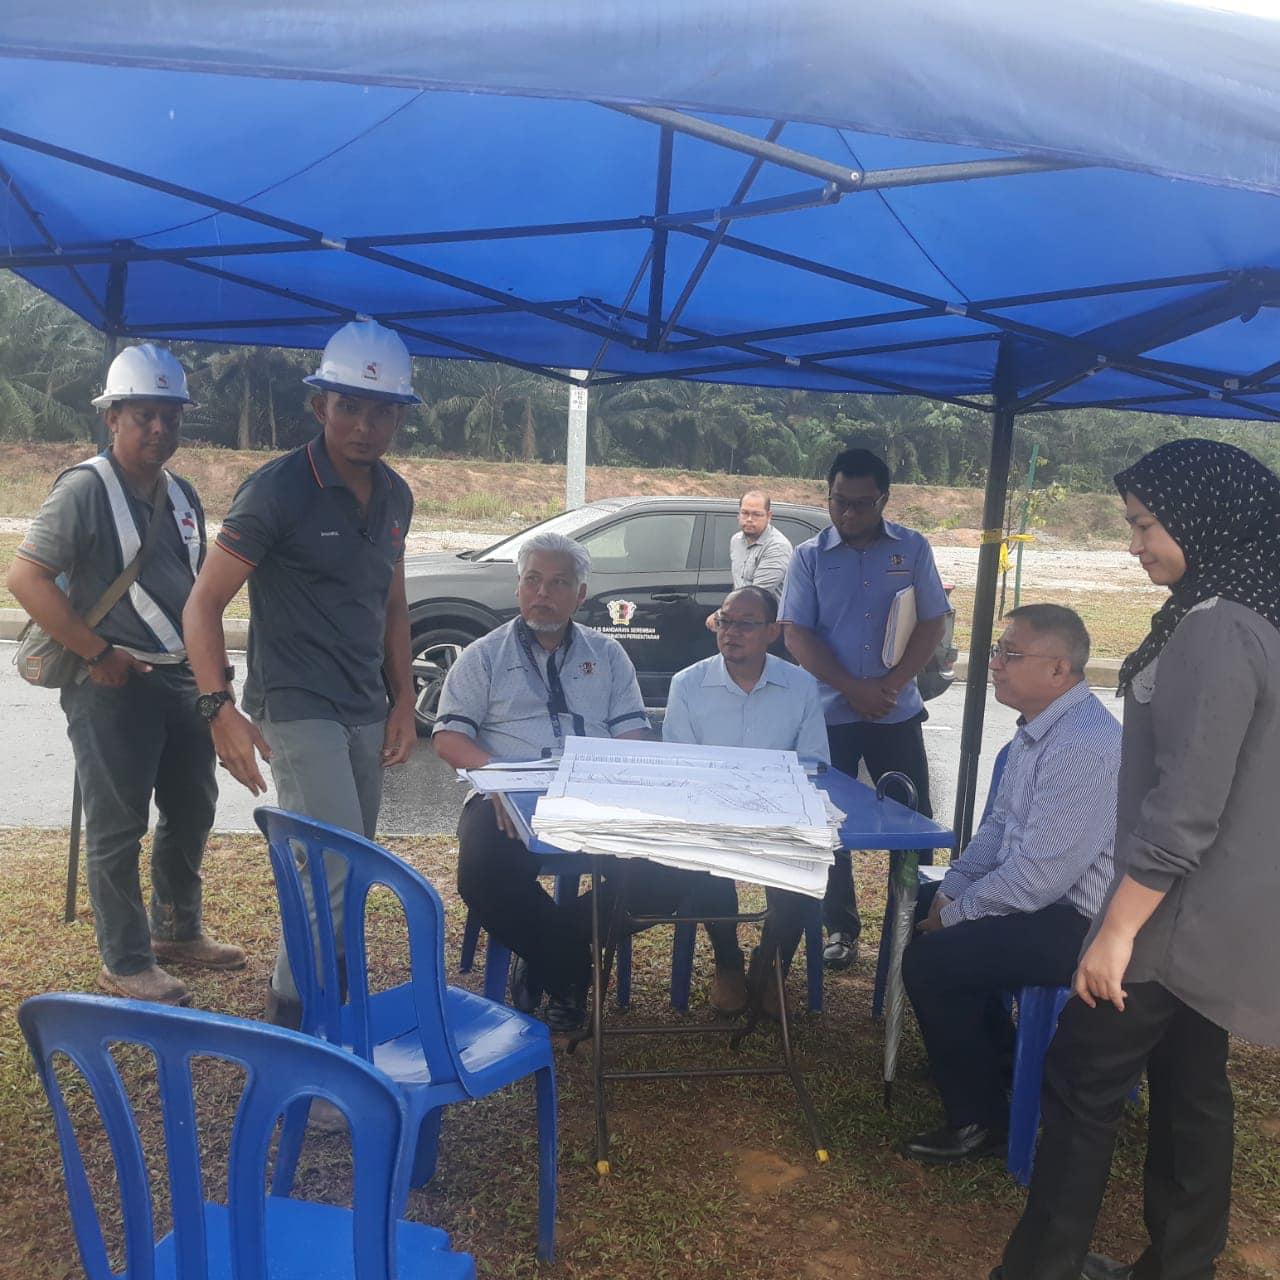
[{"xmin": 898, "ymin": 604, "xmax": 1121, "ymax": 1165}]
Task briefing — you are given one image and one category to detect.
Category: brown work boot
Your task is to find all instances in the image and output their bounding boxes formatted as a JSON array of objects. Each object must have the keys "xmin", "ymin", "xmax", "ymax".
[
  {"xmin": 152, "ymin": 934, "xmax": 247, "ymax": 971},
  {"xmin": 98, "ymin": 964, "xmax": 190, "ymax": 1005},
  {"xmin": 264, "ymin": 982, "xmax": 303, "ymax": 1031},
  {"xmin": 709, "ymin": 965, "xmax": 749, "ymax": 1016}
]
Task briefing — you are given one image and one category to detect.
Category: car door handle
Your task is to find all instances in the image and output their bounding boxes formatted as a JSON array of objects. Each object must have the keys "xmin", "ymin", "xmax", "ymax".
[{"xmin": 651, "ymin": 592, "xmax": 690, "ymax": 603}]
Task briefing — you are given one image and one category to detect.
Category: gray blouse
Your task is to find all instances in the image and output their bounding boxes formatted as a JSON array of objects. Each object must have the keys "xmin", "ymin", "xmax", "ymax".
[{"xmin": 1092, "ymin": 597, "xmax": 1280, "ymax": 1046}]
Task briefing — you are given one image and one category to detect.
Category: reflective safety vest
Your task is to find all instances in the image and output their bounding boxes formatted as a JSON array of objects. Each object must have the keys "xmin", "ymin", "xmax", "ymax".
[{"xmin": 78, "ymin": 454, "xmax": 202, "ymax": 656}]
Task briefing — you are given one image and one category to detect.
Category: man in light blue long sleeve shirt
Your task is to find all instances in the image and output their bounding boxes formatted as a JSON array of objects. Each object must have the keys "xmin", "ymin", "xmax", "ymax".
[
  {"xmin": 665, "ymin": 585, "xmax": 831, "ymax": 1010},
  {"xmin": 899, "ymin": 604, "xmax": 1121, "ymax": 1165}
]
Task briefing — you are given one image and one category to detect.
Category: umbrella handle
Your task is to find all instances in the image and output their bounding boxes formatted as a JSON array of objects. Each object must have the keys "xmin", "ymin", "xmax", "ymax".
[{"xmin": 876, "ymin": 770, "xmax": 918, "ymax": 812}]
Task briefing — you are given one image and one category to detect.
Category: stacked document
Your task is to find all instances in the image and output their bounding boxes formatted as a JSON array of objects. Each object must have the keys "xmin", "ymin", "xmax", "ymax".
[{"xmin": 531, "ymin": 737, "xmax": 842, "ymax": 898}]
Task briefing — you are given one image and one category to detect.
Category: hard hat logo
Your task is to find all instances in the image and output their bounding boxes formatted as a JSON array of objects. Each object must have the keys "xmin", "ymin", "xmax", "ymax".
[
  {"xmin": 303, "ymin": 319, "xmax": 422, "ymax": 406},
  {"xmin": 155, "ymin": 374, "xmax": 170, "ymax": 390}
]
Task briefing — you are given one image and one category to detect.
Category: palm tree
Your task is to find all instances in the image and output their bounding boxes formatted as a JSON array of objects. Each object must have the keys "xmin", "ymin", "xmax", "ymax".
[
  {"xmin": 426, "ymin": 360, "xmax": 559, "ymax": 460},
  {"xmin": 0, "ymin": 274, "xmax": 100, "ymax": 441},
  {"xmin": 187, "ymin": 344, "xmax": 314, "ymax": 450}
]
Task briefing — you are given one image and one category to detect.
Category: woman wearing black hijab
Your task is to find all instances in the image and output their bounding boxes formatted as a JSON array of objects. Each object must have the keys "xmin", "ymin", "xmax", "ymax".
[{"xmin": 995, "ymin": 439, "xmax": 1280, "ymax": 1280}]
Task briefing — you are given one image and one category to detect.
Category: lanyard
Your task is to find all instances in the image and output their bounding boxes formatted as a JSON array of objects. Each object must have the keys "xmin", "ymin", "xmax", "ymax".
[{"xmin": 516, "ymin": 619, "xmax": 587, "ymax": 743}]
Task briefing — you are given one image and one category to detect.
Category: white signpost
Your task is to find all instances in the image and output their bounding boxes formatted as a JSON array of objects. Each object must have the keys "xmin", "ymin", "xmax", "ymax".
[{"xmin": 565, "ymin": 369, "xmax": 589, "ymax": 510}]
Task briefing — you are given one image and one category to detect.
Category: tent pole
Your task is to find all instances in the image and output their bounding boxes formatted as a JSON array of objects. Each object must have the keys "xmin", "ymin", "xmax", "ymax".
[
  {"xmin": 565, "ymin": 371, "xmax": 589, "ymax": 510},
  {"xmin": 952, "ymin": 343, "xmax": 1017, "ymax": 848},
  {"xmin": 646, "ymin": 128, "xmax": 674, "ymax": 348}
]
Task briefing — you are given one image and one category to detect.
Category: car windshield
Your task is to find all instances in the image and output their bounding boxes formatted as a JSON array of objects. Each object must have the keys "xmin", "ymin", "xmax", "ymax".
[{"xmin": 474, "ymin": 505, "xmax": 612, "ymax": 561}]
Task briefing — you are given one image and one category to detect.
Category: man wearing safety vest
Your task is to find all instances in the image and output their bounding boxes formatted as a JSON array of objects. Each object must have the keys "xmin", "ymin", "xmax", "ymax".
[
  {"xmin": 184, "ymin": 319, "xmax": 417, "ymax": 1028},
  {"xmin": 8, "ymin": 345, "xmax": 245, "ymax": 1004}
]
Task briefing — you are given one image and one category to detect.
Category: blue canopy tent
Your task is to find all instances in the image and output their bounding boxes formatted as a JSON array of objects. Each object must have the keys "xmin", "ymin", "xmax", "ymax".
[{"xmin": 3, "ymin": 0, "xmax": 1280, "ymax": 847}]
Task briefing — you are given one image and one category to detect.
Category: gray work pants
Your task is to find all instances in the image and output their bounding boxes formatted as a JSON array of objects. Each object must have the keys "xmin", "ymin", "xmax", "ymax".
[
  {"xmin": 61, "ymin": 665, "xmax": 218, "ymax": 976},
  {"xmin": 259, "ymin": 715, "xmax": 384, "ymax": 1000}
]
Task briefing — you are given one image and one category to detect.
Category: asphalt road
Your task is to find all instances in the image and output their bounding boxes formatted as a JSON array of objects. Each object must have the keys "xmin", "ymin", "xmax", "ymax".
[{"xmin": 0, "ymin": 642, "xmax": 1108, "ymax": 837}]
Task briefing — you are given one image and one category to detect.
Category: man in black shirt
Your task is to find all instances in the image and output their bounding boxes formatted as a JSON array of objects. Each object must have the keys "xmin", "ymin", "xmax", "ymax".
[{"xmin": 184, "ymin": 320, "xmax": 418, "ymax": 1025}]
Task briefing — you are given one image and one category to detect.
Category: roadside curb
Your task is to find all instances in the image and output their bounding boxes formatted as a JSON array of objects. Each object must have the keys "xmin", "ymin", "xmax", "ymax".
[
  {"xmin": 0, "ymin": 607, "xmax": 250, "ymax": 650},
  {"xmin": 953, "ymin": 653, "xmax": 1122, "ymax": 689},
  {"xmin": 0, "ymin": 606, "xmax": 1123, "ymax": 687}
]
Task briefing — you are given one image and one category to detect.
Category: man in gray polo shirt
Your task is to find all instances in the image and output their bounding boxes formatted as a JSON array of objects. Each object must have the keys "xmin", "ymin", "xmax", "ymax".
[
  {"xmin": 184, "ymin": 320, "xmax": 418, "ymax": 1026},
  {"xmin": 8, "ymin": 344, "xmax": 244, "ymax": 1005},
  {"xmin": 705, "ymin": 489, "xmax": 793, "ymax": 631},
  {"xmin": 435, "ymin": 531, "xmax": 738, "ymax": 1032}
]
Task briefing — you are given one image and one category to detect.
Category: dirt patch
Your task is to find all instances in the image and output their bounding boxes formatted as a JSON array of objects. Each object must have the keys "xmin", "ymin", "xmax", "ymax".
[
  {"xmin": 1238, "ymin": 1239, "xmax": 1280, "ymax": 1273},
  {"xmin": 803, "ymin": 1248, "xmax": 865, "ymax": 1278},
  {"xmin": 733, "ymin": 1148, "xmax": 810, "ymax": 1198}
]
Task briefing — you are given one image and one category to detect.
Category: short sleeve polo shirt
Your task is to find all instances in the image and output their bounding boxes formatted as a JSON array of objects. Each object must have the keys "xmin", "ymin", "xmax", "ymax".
[
  {"xmin": 217, "ymin": 434, "xmax": 414, "ymax": 725},
  {"xmin": 17, "ymin": 452, "xmax": 205, "ymax": 657},
  {"xmin": 432, "ymin": 617, "xmax": 650, "ymax": 758},
  {"xmin": 779, "ymin": 519, "xmax": 950, "ymax": 725}
]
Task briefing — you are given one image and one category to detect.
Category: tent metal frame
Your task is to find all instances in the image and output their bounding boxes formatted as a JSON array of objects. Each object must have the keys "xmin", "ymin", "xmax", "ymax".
[{"xmin": 4, "ymin": 99, "xmax": 1278, "ymax": 846}]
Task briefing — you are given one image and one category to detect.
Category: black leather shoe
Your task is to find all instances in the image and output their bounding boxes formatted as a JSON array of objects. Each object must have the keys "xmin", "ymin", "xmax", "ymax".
[
  {"xmin": 899, "ymin": 1122, "xmax": 1007, "ymax": 1164},
  {"xmin": 508, "ymin": 957, "xmax": 540, "ymax": 1014},
  {"xmin": 545, "ymin": 985, "xmax": 586, "ymax": 1034},
  {"xmin": 822, "ymin": 931, "xmax": 858, "ymax": 970},
  {"xmin": 1082, "ymin": 1256, "xmax": 1133, "ymax": 1280}
]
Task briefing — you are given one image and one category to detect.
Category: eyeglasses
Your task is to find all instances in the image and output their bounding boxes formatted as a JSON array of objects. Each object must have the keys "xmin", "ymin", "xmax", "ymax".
[
  {"xmin": 829, "ymin": 495, "xmax": 885, "ymax": 515},
  {"xmin": 989, "ymin": 644, "xmax": 1059, "ymax": 665},
  {"xmin": 714, "ymin": 614, "xmax": 768, "ymax": 633}
]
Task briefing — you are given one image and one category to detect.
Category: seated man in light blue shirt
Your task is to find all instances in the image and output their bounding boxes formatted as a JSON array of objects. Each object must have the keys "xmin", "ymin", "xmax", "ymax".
[
  {"xmin": 898, "ymin": 604, "xmax": 1121, "ymax": 1166},
  {"xmin": 664, "ymin": 585, "xmax": 830, "ymax": 1012}
]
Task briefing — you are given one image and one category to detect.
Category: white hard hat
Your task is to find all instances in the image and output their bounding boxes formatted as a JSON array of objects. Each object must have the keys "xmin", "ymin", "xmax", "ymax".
[
  {"xmin": 303, "ymin": 319, "xmax": 421, "ymax": 405},
  {"xmin": 91, "ymin": 344, "xmax": 197, "ymax": 411}
]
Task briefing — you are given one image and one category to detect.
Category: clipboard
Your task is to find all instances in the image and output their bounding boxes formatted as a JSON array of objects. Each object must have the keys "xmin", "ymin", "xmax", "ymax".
[{"xmin": 881, "ymin": 584, "xmax": 916, "ymax": 667}]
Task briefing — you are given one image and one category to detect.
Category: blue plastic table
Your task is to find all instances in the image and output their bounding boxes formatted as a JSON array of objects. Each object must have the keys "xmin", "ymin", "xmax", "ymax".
[{"xmin": 501, "ymin": 766, "xmax": 955, "ymax": 1170}]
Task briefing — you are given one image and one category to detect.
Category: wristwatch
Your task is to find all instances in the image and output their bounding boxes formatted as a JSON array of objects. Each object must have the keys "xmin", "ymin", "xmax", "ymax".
[{"xmin": 196, "ymin": 690, "xmax": 234, "ymax": 721}]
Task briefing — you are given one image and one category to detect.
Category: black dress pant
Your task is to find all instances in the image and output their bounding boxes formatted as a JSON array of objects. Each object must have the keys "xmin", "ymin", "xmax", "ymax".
[
  {"xmin": 1001, "ymin": 982, "xmax": 1233, "ymax": 1280},
  {"xmin": 749, "ymin": 887, "xmax": 811, "ymax": 981},
  {"xmin": 824, "ymin": 712, "xmax": 933, "ymax": 939},
  {"xmin": 456, "ymin": 796, "xmax": 744, "ymax": 1001},
  {"xmin": 902, "ymin": 882, "xmax": 1090, "ymax": 1130}
]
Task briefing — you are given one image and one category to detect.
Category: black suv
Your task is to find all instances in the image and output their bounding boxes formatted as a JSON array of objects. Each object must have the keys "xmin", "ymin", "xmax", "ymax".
[{"xmin": 405, "ymin": 496, "xmax": 956, "ymax": 730}]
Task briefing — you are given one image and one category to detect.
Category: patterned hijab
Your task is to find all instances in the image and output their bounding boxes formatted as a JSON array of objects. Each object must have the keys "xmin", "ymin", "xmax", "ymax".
[{"xmin": 1115, "ymin": 437, "xmax": 1280, "ymax": 693}]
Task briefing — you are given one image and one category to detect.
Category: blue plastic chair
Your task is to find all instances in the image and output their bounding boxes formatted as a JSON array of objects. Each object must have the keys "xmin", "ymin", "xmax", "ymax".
[
  {"xmin": 1007, "ymin": 984, "xmax": 1072, "ymax": 1185},
  {"xmin": 256, "ymin": 807, "xmax": 557, "ymax": 1262},
  {"xmin": 19, "ymin": 992, "xmax": 476, "ymax": 1280}
]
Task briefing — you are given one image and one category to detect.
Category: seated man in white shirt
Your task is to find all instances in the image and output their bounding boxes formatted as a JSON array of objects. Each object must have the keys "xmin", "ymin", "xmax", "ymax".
[
  {"xmin": 664, "ymin": 585, "xmax": 831, "ymax": 1012},
  {"xmin": 899, "ymin": 604, "xmax": 1121, "ymax": 1165}
]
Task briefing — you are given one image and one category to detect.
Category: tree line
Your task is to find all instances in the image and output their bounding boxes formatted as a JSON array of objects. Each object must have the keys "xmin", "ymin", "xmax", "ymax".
[{"xmin": 3, "ymin": 271, "xmax": 1278, "ymax": 493}]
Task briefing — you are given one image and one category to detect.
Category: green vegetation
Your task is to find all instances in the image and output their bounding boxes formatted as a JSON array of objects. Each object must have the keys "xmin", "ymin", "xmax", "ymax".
[
  {"xmin": 1, "ymin": 832, "xmax": 1277, "ymax": 1278},
  {"xmin": 5, "ymin": 273, "xmax": 1280, "ymax": 494}
]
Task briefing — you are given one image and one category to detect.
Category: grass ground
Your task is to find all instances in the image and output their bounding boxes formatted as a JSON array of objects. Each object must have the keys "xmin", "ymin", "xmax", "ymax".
[
  {"xmin": 949, "ymin": 584, "xmax": 1155, "ymax": 662},
  {"xmin": 2, "ymin": 831, "xmax": 1278, "ymax": 1278}
]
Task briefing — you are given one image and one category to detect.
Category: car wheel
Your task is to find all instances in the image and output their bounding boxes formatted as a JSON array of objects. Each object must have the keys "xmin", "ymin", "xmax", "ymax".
[{"xmin": 411, "ymin": 627, "xmax": 477, "ymax": 734}]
